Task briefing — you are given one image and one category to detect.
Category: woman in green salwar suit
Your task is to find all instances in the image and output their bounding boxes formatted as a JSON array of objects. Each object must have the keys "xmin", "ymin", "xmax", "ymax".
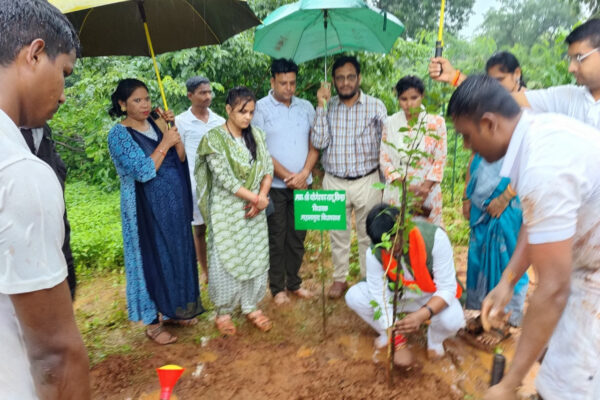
[{"xmin": 195, "ymin": 87, "xmax": 274, "ymax": 335}]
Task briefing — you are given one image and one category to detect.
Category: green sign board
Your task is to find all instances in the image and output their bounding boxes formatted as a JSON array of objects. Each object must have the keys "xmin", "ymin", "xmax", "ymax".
[{"xmin": 294, "ymin": 190, "xmax": 346, "ymax": 231}]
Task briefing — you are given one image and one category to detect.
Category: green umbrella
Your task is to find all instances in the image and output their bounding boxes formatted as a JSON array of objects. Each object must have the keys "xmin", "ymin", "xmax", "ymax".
[
  {"xmin": 253, "ymin": 0, "xmax": 404, "ymax": 79},
  {"xmin": 50, "ymin": 0, "xmax": 260, "ymax": 109}
]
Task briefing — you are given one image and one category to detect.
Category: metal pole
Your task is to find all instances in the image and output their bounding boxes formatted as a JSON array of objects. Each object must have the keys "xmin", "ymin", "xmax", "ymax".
[
  {"xmin": 323, "ymin": 9, "xmax": 328, "ymax": 81},
  {"xmin": 137, "ymin": 0, "xmax": 169, "ymax": 111}
]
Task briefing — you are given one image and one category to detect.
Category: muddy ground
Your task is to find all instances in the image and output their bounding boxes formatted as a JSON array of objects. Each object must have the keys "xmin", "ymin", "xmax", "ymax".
[{"xmin": 76, "ymin": 242, "xmax": 538, "ymax": 399}]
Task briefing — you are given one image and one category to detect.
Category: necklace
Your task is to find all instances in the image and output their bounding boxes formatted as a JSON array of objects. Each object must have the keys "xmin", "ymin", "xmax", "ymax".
[
  {"xmin": 124, "ymin": 118, "xmax": 150, "ymax": 132},
  {"xmin": 225, "ymin": 120, "xmax": 242, "ymax": 139}
]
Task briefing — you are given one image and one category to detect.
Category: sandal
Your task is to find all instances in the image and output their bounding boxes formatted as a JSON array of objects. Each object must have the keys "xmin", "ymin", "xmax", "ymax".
[
  {"xmin": 215, "ymin": 314, "xmax": 236, "ymax": 336},
  {"xmin": 164, "ymin": 317, "xmax": 198, "ymax": 327},
  {"xmin": 145, "ymin": 324, "xmax": 177, "ymax": 345},
  {"xmin": 458, "ymin": 324, "xmax": 511, "ymax": 352},
  {"xmin": 464, "ymin": 315, "xmax": 484, "ymax": 335},
  {"xmin": 246, "ymin": 310, "xmax": 272, "ymax": 332}
]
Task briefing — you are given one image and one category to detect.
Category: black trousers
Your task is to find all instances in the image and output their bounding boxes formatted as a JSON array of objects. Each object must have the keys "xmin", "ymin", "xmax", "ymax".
[{"xmin": 267, "ymin": 188, "xmax": 307, "ymax": 296}]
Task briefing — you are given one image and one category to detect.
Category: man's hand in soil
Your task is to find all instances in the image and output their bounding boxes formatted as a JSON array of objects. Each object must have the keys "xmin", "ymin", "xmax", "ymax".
[
  {"xmin": 394, "ymin": 308, "xmax": 429, "ymax": 334},
  {"xmin": 481, "ymin": 278, "xmax": 513, "ymax": 331},
  {"xmin": 481, "ymin": 225, "xmax": 530, "ymax": 331},
  {"xmin": 484, "ymin": 381, "xmax": 519, "ymax": 400}
]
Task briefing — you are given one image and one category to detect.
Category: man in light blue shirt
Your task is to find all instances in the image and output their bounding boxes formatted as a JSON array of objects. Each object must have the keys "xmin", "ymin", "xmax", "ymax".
[
  {"xmin": 175, "ymin": 77, "xmax": 225, "ymax": 282},
  {"xmin": 253, "ymin": 59, "xmax": 318, "ymax": 305}
]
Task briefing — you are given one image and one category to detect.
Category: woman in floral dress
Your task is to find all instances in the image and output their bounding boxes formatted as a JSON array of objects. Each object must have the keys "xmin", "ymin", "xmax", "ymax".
[{"xmin": 380, "ymin": 75, "xmax": 447, "ymax": 225}]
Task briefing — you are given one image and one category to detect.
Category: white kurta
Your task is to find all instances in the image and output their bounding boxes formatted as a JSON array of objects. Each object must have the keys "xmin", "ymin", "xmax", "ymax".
[{"xmin": 345, "ymin": 226, "xmax": 464, "ymax": 355}]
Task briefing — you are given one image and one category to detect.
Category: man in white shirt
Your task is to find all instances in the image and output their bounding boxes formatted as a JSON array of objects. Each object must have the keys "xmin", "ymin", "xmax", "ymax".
[
  {"xmin": 514, "ymin": 18, "xmax": 600, "ymax": 129},
  {"xmin": 175, "ymin": 77, "xmax": 225, "ymax": 282},
  {"xmin": 252, "ymin": 59, "xmax": 318, "ymax": 305},
  {"xmin": 429, "ymin": 19, "xmax": 600, "ymax": 130},
  {"xmin": 0, "ymin": 1, "xmax": 90, "ymax": 399},
  {"xmin": 448, "ymin": 75, "xmax": 600, "ymax": 400}
]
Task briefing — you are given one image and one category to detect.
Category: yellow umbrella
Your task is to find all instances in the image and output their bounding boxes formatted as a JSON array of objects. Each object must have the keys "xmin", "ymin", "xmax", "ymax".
[{"xmin": 49, "ymin": 0, "xmax": 260, "ymax": 110}]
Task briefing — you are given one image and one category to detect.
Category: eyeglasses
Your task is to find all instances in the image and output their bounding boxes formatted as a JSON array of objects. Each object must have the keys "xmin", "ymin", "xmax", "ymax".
[
  {"xmin": 567, "ymin": 47, "xmax": 600, "ymax": 64},
  {"xmin": 334, "ymin": 74, "xmax": 358, "ymax": 84}
]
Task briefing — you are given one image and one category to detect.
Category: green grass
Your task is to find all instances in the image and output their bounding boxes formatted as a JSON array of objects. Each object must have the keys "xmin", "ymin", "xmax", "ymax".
[{"xmin": 66, "ymin": 181, "xmax": 123, "ymax": 271}]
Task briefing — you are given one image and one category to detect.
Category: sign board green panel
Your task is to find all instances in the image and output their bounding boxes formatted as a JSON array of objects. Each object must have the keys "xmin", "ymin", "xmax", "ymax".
[{"xmin": 293, "ymin": 190, "xmax": 346, "ymax": 231}]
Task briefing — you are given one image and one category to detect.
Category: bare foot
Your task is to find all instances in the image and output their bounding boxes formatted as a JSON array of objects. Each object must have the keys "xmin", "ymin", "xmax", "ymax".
[
  {"xmin": 393, "ymin": 345, "xmax": 414, "ymax": 367},
  {"xmin": 273, "ymin": 291, "xmax": 291, "ymax": 305},
  {"xmin": 290, "ymin": 287, "xmax": 313, "ymax": 299}
]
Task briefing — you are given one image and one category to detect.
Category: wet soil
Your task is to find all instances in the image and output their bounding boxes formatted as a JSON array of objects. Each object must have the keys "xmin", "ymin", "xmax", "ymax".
[{"xmin": 78, "ymin": 244, "xmax": 538, "ymax": 399}]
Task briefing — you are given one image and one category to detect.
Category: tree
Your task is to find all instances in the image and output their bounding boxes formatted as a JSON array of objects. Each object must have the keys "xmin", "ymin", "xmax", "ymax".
[
  {"xmin": 374, "ymin": 0, "xmax": 476, "ymax": 38},
  {"xmin": 478, "ymin": 0, "xmax": 582, "ymax": 49},
  {"xmin": 570, "ymin": 0, "xmax": 600, "ymax": 17},
  {"xmin": 248, "ymin": 0, "xmax": 297, "ymax": 19}
]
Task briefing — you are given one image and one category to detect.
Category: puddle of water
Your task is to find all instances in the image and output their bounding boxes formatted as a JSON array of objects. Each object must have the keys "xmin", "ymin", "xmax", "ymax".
[
  {"xmin": 337, "ymin": 334, "xmax": 387, "ymax": 363},
  {"xmin": 197, "ymin": 351, "xmax": 218, "ymax": 363}
]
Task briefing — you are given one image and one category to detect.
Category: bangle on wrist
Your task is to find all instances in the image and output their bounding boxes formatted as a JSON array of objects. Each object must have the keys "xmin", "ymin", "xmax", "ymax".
[
  {"xmin": 422, "ymin": 304, "xmax": 434, "ymax": 319},
  {"xmin": 506, "ymin": 184, "xmax": 517, "ymax": 197},
  {"xmin": 157, "ymin": 148, "xmax": 166, "ymax": 157},
  {"xmin": 451, "ymin": 70, "xmax": 461, "ymax": 87},
  {"xmin": 462, "ymin": 196, "xmax": 470, "ymax": 202}
]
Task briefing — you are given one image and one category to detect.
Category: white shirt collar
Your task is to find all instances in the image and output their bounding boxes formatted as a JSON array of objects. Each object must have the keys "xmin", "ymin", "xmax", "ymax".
[
  {"xmin": 583, "ymin": 86, "xmax": 600, "ymax": 104},
  {"xmin": 180, "ymin": 107, "xmax": 220, "ymax": 124},
  {"xmin": 500, "ymin": 110, "xmax": 532, "ymax": 182},
  {"xmin": 0, "ymin": 109, "xmax": 29, "ymax": 151},
  {"xmin": 267, "ymin": 89, "xmax": 297, "ymax": 107}
]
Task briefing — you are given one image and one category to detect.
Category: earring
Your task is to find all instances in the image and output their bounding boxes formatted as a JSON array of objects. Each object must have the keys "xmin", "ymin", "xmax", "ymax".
[{"xmin": 121, "ymin": 106, "xmax": 126, "ymax": 112}]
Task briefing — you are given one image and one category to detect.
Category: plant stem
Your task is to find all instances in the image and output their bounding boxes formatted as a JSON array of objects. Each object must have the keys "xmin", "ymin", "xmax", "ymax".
[
  {"xmin": 320, "ymin": 230, "xmax": 327, "ymax": 339},
  {"xmin": 388, "ymin": 179, "xmax": 408, "ymax": 387}
]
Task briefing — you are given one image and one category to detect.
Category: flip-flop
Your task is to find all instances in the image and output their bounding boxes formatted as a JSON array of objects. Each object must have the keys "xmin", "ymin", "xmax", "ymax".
[
  {"xmin": 246, "ymin": 310, "xmax": 272, "ymax": 332},
  {"xmin": 464, "ymin": 315, "xmax": 484, "ymax": 335},
  {"xmin": 215, "ymin": 314, "xmax": 236, "ymax": 336},
  {"xmin": 164, "ymin": 317, "xmax": 198, "ymax": 327},
  {"xmin": 457, "ymin": 326, "xmax": 510, "ymax": 353},
  {"xmin": 145, "ymin": 324, "xmax": 177, "ymax": 345}
]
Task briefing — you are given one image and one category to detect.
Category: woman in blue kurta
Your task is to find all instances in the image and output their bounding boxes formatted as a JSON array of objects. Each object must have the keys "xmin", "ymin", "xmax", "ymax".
[
  {"xmin": 107, "ymin": 79, "xmax": 203, "ymax": 345},
  {"xmin": 465, "ymin": 154, "xmax": 528, "ymax": 325},
  {"xmin": 460, "ymin": 53, "xmax": 529, "ymax": 349}
]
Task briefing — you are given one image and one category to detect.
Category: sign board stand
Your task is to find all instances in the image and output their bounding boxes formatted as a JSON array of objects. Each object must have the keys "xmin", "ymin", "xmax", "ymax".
[{"xmin": 294, "ymin": 189, "xmax": 346, "ymax": 338}]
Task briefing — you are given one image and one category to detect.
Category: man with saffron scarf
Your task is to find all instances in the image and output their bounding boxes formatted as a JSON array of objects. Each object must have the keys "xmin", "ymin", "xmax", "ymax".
[{"xmin": 345, "ymin": 204, "xmax": 465, "ymax": 366}]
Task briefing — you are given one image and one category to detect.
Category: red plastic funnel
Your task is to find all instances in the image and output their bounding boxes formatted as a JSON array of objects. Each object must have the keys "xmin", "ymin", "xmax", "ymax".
[{"xmin": 156, "ymin": 364, "xmax": 184, "ymax": 400}]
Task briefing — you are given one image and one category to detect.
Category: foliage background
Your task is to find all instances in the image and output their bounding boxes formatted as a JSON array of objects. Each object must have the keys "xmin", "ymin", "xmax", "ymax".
[{"xmin": 56, "ymin": 0, "xmax": 583, "ymax": 270}]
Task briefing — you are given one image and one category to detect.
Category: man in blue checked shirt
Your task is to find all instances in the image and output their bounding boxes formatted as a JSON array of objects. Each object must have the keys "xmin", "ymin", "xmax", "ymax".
[{"xmin": 312, "ymin": 55, "xmax": 387, "ymax": 299}]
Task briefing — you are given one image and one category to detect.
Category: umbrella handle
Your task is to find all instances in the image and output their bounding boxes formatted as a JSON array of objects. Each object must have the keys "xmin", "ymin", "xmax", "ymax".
[
  {"xmin": 144, "ymin": 22, "xmax": 170, "ymax": 111},
  {"xmin": 435, "ymin": 0, "xmax": 446, "ymax": 76},
  {"xmin": 137, "ymin": 1, "xmax": 169, "ymax": 111}
]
